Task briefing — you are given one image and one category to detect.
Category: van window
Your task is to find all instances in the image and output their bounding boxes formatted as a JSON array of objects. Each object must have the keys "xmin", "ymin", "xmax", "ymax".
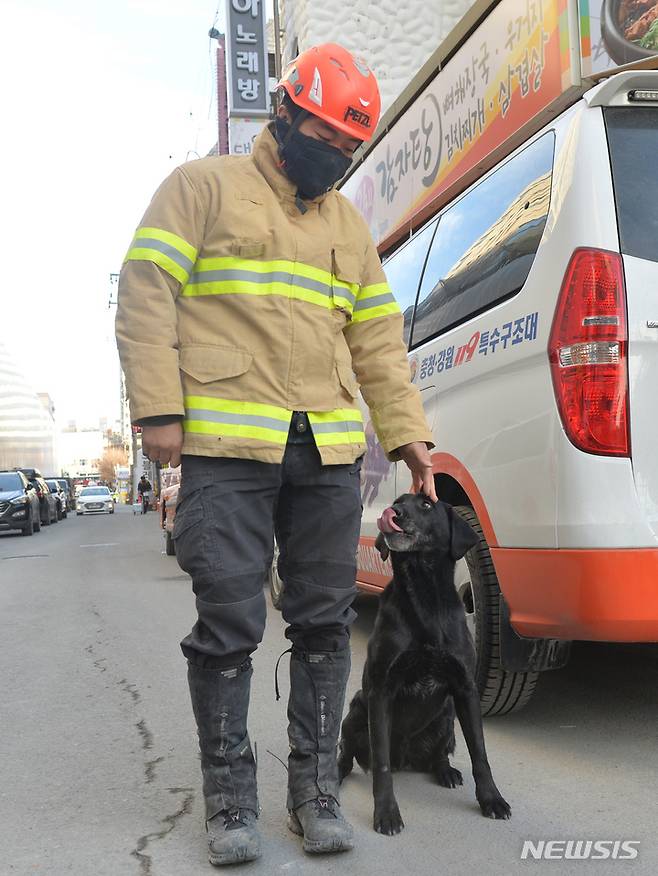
[
  {"xmin": 605, "ymin": 107, "xmax": 658, "ymax": 265},
  {"xmin": 411, "ymin": 132, "xmax": 555, "ymax": 348},
  {"xmin": 382, "ymin": 219, "xmax": 437, "ymax": 344}
]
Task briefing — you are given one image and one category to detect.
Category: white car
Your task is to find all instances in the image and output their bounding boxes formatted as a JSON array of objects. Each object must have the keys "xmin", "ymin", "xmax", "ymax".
[
  {"xmin": 77, "ymin": 486, "xmax": 114, "ymax": 515},
  {"xmin": 45, "ymin": 479, "xmax": 68, "ymax": 520}
]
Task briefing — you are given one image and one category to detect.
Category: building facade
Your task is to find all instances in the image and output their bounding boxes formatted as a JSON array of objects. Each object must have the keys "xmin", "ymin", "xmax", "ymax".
[
  {"xmin": 0, "ymin": 343, "xmax": 57, "ymax": 474},
  {"xmin": 279, "ymin": 0, "xmax": 474, "ymax": 114},
  {"xmin": 58, "ymin": 429, "xmax": 105, "ymax": 480}
]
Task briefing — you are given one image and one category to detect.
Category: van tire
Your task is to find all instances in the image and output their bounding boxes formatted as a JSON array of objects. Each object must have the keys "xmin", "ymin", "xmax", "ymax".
[{"xmin": 454, "ymin": 505, "xmax": 539, "ymax": 716}]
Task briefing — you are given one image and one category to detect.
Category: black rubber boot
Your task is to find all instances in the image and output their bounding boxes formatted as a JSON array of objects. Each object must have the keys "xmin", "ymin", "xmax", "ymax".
[
  {"xmin": 187, "ymin": 660, "xmax": 261, "ymax": 866},
  {"xmin": 286, "ymin": 647, "xmax": 354, "ymax": 853}
]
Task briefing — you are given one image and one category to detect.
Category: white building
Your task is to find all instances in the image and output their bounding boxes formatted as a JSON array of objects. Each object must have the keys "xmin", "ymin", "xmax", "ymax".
[
  {"xmin": 0, "ymin": 343, "xmax": 57, "ymax": 474},
  {"xmin": 279, "ymin": 0, "xmax": 474, "ymax": 113},
  {"xmin": 58, "ymin": 429, "xmax": 105, "ymax": 480}
]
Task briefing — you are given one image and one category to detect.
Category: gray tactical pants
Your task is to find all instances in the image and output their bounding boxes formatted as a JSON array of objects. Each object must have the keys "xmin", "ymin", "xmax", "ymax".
[{"xmin": 174, "ymin": 444, "xmax": 363, "ymax": 666}]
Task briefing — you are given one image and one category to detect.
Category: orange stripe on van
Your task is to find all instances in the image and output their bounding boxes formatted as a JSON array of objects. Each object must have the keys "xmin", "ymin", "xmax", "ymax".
[{"xmin": 491, "ymin": 548, "xmax": 658, "ymax": 642}]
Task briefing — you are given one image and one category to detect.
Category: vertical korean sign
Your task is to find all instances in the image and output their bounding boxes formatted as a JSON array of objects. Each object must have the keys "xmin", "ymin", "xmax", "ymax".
[
  {"xmin": 226, "ymin": 0, "xmax": 270, "ymax": 153},
  {"xmin": 342, "ymin": 0, "xmax": 578, "ymax": 250}
]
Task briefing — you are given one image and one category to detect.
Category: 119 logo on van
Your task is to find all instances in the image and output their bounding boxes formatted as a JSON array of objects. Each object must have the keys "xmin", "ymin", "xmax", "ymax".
[{"xmin": 417, "ymin": 311, "xmax": 539, "ymax": 381}]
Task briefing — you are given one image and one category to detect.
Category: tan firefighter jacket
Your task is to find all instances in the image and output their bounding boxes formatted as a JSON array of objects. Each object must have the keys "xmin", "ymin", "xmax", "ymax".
[{"xmin": 116, "ymin": 125, "xmax": 434, "ymax": 465}]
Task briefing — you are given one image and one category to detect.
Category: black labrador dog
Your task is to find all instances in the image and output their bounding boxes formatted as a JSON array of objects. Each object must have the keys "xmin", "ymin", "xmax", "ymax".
[{"xmin": 338, "ymin": 493, "xmax": 511, "ymax": 834}]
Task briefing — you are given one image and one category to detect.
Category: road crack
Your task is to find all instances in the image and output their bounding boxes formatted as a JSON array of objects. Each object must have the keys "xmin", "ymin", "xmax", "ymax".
[
  {"xmin": 145, "ymin": 756, "xmax": 164, "ymax": 784},
  {"xmin": 83, "ymin": 603, "xmax": 192, "ymax": 872},
  {"xmin": 131, "ymin": 788, "xmax": 195, "ymax": 876},
  {"xmin": 119, "ymin": 678, "xmax": 141, "ymax": 704}
]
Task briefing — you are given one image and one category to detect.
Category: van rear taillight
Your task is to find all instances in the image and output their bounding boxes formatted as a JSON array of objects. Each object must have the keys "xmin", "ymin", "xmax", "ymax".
[{"xmin": 548, "ymin": 248, "xmax": 629, "ymax": 457}]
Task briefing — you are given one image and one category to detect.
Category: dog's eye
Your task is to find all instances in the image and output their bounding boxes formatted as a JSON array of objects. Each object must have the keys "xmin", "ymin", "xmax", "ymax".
[{"xmin": 422, "ymin": 500, "xmax": 433, "ymax": 511}]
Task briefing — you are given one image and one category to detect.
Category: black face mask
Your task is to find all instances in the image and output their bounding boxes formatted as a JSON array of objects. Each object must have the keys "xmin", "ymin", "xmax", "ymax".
[{"xmin": 274, "ymin": 116, "xmax": 353, "ymax": 200}]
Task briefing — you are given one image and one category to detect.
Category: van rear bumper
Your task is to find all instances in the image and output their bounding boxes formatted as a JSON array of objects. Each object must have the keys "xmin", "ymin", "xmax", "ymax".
[{"xmin": 492, "ymin": 548, "xmax": 658, "ymax": 641}]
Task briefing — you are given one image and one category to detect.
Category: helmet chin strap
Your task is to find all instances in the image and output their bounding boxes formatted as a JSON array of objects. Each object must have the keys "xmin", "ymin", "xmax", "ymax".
[
  {"xmin": 275, "ymin": 107, "xmax": 308, "ymax": 145},
  {"xmin": 274, "ymin": 107, "xmax": 312, "ymax": 212}
]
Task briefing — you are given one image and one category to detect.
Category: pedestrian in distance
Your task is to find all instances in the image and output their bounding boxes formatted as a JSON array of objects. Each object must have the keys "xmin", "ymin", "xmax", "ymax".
[
  {"xmin": 116, "ymin": 42, "xmax": 436, "ymax": 867},
  {"xmin": 137, "ymin": 474, "xmax": 152, "ymax": 514}
]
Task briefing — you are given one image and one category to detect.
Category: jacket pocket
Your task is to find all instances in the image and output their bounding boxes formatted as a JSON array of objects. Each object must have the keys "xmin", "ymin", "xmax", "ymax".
[
  {"xmin": 231, "ymin": 239, "xmax": 265, "ymax": 258},
  {"xmin": 179, "ymin": 344, "xmax": 253, "ymax": 384},
  {"xmin": 336, "ymin": 358, "xmax": 359, "ymax": 399},
  {"xmin": 331, "ymin": 247, "xmax": 361, "ymax": 326}
]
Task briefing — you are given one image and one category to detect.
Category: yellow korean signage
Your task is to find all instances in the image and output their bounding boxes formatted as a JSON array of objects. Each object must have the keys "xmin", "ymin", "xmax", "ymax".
[{"xmin": 342, "ymin": 0, "xmax": 579, "ymax": 250}]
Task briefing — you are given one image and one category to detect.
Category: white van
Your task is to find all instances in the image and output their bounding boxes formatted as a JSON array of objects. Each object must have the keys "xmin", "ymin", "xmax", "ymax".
[{"xmin": 355, "ymin": 70, "xmax": 658, "ymax": 714}]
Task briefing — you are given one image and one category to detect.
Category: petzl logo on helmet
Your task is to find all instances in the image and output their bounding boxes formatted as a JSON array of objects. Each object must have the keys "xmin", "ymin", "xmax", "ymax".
[
  {"xmin": 344, "ymin": 106, "xmax": 371, "ymax": 128},
  {"xmin": 309, "ymin": 67, "xmax": 323, "ymax": 106}
]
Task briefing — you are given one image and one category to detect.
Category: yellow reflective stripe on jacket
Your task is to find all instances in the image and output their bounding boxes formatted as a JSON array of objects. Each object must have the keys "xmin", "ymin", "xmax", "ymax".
[
  {"xmin": 308, "ymin": 409, "xmax": 365, "ymax": 447},
  {"xmin": 124, "ymin": 227, "xmax": 198, "ymax": 285},
  {"xmin": 183, "ymin": 396, "xmax": 364, "ymax": 446},
  {"xmin": 184, "ymin": 395, "xmax": 291, "ymax": 444},
  {"xmin": 351, "ymin": 281, "xmax": 400, "ymax": 324},
  {"xmin": 182, "ymin": 257, "xmax": 358, "ymax": 314}
]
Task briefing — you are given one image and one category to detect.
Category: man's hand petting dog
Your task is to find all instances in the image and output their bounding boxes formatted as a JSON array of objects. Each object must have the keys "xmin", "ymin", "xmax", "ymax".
[
  {"xmin": 338, "ymin": 493, "xmax": 511, "ymax": 833},
  {"xmin": 395, "ymin": 442, "xmax": 437, "ymax": 502}
]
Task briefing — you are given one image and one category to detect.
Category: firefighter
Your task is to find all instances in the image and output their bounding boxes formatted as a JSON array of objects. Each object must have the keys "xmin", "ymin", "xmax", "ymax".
[{"xmin": 116, "ymin": 43, "xmax": 435, "ymax": 867}]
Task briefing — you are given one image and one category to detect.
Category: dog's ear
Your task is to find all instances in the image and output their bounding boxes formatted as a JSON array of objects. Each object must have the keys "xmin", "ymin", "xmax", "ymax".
[
  {"xmin": 375, "ymin": 532, "xmax": 390, "ymax": 562},
  {"xmin": 448, "ymin": 506, "xmax": 479, "ymax": 560}
]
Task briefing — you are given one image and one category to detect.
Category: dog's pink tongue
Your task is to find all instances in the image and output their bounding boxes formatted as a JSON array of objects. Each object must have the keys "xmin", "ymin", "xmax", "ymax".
[{"xmin": 377, "ymin": 506, "xmax": 403, "ymax": 534}]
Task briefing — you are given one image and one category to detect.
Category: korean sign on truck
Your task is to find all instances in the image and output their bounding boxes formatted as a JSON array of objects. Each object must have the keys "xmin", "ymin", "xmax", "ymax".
[{"xmin": 341, "ymin": 0, "xmax": 658, "ymax": 252}]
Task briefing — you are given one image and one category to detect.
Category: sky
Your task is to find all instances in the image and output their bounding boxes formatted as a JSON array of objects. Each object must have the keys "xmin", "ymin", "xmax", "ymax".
[{"xmin": 0, "ymin": 0, "xmax": 248, "ymax": 430}]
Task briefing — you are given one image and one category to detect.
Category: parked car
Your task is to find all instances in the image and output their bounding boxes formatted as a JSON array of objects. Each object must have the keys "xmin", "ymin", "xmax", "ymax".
[
  {"xmin": 53, "ymin": 478, "xmax": 75, "ymax": 511},
  {"xmin": 0, "ymin": 470, "xmax": 41, "ymax": 535},
  {"xmin": 160, "ymin": 467, "xmax": 181, "ymax": 555},
  {"xmin": 45, "ymin": 479, "xmax": 68, "ymax": 520},
  {"xmin": 77, "ymin": 485, "xmax": 114, "ymax": 515},
  {"xmin": 17, "ymin": 468, "xmax": 58, "ymax": 526}
]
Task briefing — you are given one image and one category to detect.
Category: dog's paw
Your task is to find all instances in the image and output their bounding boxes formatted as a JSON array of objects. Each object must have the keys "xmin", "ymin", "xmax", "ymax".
[
  {"xmin": 477, "ymin": 790, "xmax": 512, "ymax": 820},
  {"xmin": 435, "ymin": 765, "xmax": 463, "ymax": 789},
  {"xmin": 373, "ymin": 802, "xmax": 404, "ymax": 835}
]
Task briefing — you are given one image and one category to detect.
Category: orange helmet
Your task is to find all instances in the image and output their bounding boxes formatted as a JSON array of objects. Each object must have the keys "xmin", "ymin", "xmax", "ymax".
[{"xmin": 278, "ymin": 43, "xmax": 381, "ymax": 142}]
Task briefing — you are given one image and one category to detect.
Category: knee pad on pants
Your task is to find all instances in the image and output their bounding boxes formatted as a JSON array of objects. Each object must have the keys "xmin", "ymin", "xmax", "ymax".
[{"xmin": 281, "ymin": 563, "xmax": 357, "ymax": 635}]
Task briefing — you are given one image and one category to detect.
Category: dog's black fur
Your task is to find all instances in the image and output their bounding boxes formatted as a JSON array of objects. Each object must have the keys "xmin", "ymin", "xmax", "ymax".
[{"xmin": 338, "ymin": 493, "xmax": 511, "ymax": 834}]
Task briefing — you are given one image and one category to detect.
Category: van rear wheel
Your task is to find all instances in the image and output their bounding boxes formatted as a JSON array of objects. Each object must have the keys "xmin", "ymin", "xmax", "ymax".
[{"xmin": 454, "ymin": 505, "xmax": 538, "ymax": 715}]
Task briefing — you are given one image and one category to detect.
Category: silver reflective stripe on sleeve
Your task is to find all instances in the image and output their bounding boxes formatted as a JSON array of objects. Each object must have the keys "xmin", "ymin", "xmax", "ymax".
[
  {"xmin": 353, "ymin": 291, "xmax": 397, "ymax": 312},
  {"xmin": 134, "ymin": 237, "xmax": 195, "ymax": 274}
]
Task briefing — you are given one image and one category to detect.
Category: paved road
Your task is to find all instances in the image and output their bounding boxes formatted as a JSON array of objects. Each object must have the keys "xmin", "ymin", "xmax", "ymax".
[{"xmin": 1, "ymin": 508, "xmax": 656, "ymax": 875}]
